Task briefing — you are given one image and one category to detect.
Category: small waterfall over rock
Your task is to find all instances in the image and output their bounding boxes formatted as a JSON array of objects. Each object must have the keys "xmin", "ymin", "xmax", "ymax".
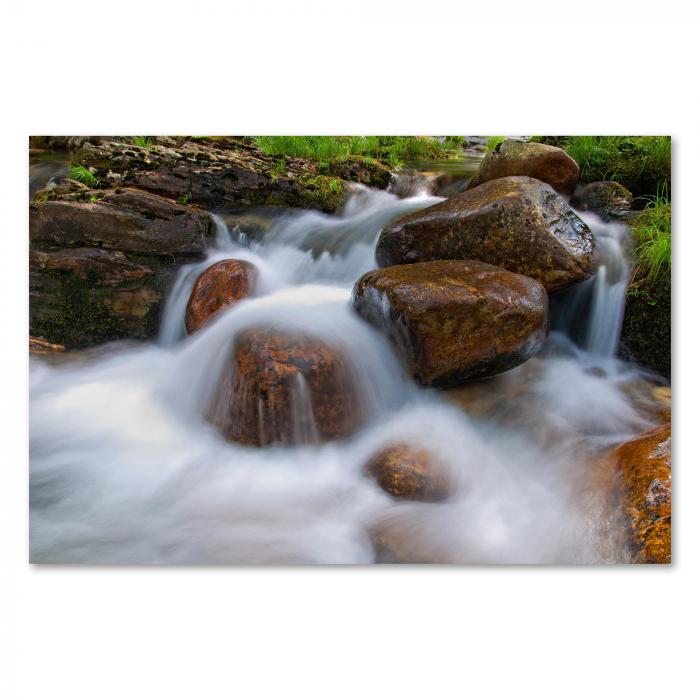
[{"xmin": 29, "ymin": 186, "xmax": 662, "ymax": 565}]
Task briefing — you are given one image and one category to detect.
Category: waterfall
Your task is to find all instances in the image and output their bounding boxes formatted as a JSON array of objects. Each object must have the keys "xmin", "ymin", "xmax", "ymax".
[{"xmin": 29, "ymin": 186, "xmax": 657, "ymax": 565}]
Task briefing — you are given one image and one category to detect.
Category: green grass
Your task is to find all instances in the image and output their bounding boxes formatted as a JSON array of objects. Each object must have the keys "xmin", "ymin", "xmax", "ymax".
[
  {"xmin": 68, "ymin": 164, "xmax": 100, "ymax": 188},
  {"xmin": 252, "ymin": 136, "xmax": 462, "ymax": 169},
  {"xmin": 177, "ymin": 192, "xmax": 193, "ymax": 205},
  {"xmin": 131, "ymin": 136, "xmax": 153, "ymax": 148},
  {"xmin": 485, "ymin": 136, "xmax": 507, "ymax": 152},
  {"xmin": 541, "ymin": 136, "xmax": 671, "ymax": 197},
  {"xmin": 632, "ymin": 188, "xmax": 671, "ymax": 279}
]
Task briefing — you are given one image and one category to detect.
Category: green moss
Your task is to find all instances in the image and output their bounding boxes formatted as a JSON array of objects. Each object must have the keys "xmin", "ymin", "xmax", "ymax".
[
  {"xmin": 301, "ymin": 176, "xmax": 347, "ymax": 212},
  {"xmin": 30, "ymin": 270, "xmax": 127, "ymax": 347}
]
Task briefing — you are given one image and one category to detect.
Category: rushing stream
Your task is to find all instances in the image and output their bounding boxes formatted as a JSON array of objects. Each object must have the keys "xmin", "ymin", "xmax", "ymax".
[{"xmin": 29, "ymin": 182, "xmax": 667, "ymax": 564}]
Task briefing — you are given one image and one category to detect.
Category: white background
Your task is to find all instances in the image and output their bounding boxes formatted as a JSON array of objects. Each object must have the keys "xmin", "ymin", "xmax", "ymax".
[{"xmin": 1, "ymin": 2, "xmax": 698, "ymax": 698}]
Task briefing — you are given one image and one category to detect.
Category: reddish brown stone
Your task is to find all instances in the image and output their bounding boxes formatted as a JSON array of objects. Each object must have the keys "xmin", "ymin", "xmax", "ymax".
[
  {"xmin": 613, "ymin": 425, "xmax": 671, "ymax": 564},
  {"xmin": 365, "ymin": 444, "xmax": 449, "ymax": 502},
  {"xmin": 213, "ymin": 329, "xmax": 362, "ymax": 446},
  {"xmin": 185, "ymin": 260, "xmax": 257, "ymax": 334},
  {"xmin": 376, "ymin": 176, "xmax": 594, "ymax": 293},
  {"xmin": 468, "ymin": 139, "xmax": 580, "ymax": 197},
  {"xmin": 353, "ymin": 260, "xmax": 548, "ymax": 386}
]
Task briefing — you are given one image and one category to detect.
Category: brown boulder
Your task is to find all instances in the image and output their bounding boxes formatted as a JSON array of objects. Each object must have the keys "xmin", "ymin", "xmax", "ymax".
[
  {"xmin": 364, "ymin": 444, "xmax": 449, "ymax": 502},
  {"xmin": 185, "ymin": 260, "xmax": 258, "ymax": 334},
  {"xmin": 213, "ymin": 329, "xmax": 362, "ymax": 446},
  {"xmin": 353, "ymin": 260, "xmax": 548, "ymax": 386},
  {"xmin": 468, "ymin": 139, "xmax": 580, "ymax": 197},
  {"xmin": 613, "ymin": 425, "xmax": 671, "ymax": 564},
  {"xmin": 376, "ymin": 176, "xmax": 594, "ymax": 293}
]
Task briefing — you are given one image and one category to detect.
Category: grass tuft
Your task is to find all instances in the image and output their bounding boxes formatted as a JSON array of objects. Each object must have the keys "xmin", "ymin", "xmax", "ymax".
[
  {"xmin": 485, "ymin": 136, "xmax": 507, "ymax": 153},
  {"xmin": 68, "ymin": 164, "xmax": 100, "ymax": 188},
  {"xmin": 632, "ymin": 187, "xmax": 671, "ymax": 279},
  {"xmin": 177, "ymin": 192, "xmax": 192, "ymax": 205},
  {"xmin": 131, "ymin": 136, "xmax": 153, "ymax": 148},
  {"xmin": 252, "ymin": 136, "xmax": 461, "ymax": 169}
]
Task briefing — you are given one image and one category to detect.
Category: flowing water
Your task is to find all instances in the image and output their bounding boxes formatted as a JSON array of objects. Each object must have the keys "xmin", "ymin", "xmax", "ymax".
[{"xmin": 29, "ymin": 185, "xmax": 668, "ymax": 564}]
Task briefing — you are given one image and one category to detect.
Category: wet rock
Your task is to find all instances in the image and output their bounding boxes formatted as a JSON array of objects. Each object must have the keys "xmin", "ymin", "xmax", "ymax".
[
  {"xmin": 571, "ymin": 181, "xmax": 635, "ymax": 221},
  {"xmin": 364, "ymin": 444, "xmax": 449, "ymax": 502},
  {"xmin": 72, "ymin": 138, "xmax": 352, "ymax": 213},
  {"xmin": 376, "ymin": 176, "xmax": 594, "ymax": 293},
  {"xmin": 185, "ymin": 260, "xmax": 258, "ymax": 334},
  {"xmin": 613, "ymin": 425, "xmax": 671, "ymax": 564},
  {"xmin": 29, "ymin": 186, "xmax": 213, "ymax": 347},
  {"xmin": 325, "ymin": 155, "xmax": 392, "ymax": 189},
  {"xmin": 29, "ymin": 336, "xmax": 65, "ymax": 355},
  {"xmin": 467, "ymin": 139, "xmax": 580, "ymax": 197},
  {"xmin": 353, "ymin": 259, "xmax": 548, "ymax": 386},
  {"xmin": 30, "ymin": 187, "xmax": 213, "ymax": 257},
  {"xmin": 214, "ymin": 329, "xmax": 362, "ymax": 446}
]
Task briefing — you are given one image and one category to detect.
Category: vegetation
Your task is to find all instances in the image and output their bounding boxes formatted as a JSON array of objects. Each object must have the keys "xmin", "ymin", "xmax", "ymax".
[
  {"xmin": 68, "ymin": 164, "xmax": 100, "ymax": 188},
  {"xmin": 131, "ymin": 136, "xmax": 153, "ymax": 148},
  {"xmin": 177, "ymin": 192, "xmax": 193, "ymax": 205},
  {"xmin": 252, "ymin": 136, "xmax": 463, "ymax": 168},
  {"xmin": 485, "ymin": 136, "xmax": 507, "ymax": 152},
  {"xmin": 631, "ymin": 188, "xmax": 671, "ymax": 279},
  {"xmin": 532, "ymin": 136, "xmax": 671, "ymax": 197}
]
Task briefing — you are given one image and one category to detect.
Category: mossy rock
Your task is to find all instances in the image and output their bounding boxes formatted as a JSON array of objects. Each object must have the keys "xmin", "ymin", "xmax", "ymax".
[
  {"xmin": 620, "ymin": 270, "xmax": 671, "ymax": 378},
  {"xmin": 300, "ymin": 176, "xmax": 348, "ymax": 213}
]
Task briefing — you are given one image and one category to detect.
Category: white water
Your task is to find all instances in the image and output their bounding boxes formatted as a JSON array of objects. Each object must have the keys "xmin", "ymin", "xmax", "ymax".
[{"xmin": 29, "ymin": 187, "xmax": 663, "ymax": 564}]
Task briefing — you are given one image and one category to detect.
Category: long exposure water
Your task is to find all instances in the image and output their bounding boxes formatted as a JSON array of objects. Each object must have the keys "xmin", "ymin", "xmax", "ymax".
[{"xmin": 29, "ymin": 185, "xmax": 667, "ymax": 564}]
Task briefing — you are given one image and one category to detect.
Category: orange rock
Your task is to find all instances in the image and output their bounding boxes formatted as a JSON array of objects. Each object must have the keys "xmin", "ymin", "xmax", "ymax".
[
  {"xmin": 185, "ymin": 259, "xmax": 257, "ymax": 334},
  {"xmin": 364, "ymin": 443, "xmax": 449, "ymax": 502},
  {"xmin": 213, "ymin": 329, "xmax": 362, "ymax": 446},
  {"xmin": 613, "ymin": 425, "xmax": 671, "ymax": 564},
  {"xmin": 29, "ymin": 336, "xmax": 66, "ymax": 355}
]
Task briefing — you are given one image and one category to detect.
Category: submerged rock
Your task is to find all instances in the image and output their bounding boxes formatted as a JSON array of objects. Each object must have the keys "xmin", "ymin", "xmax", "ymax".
[
  {"xmin": 376, "ymin": 176, "xmax": 594, "ymax": 293},
  {"xmin": 185, "ymin": 260, "xmax": 258, "ymax": 334},
  {"xmin": 468, "ymin": 139, "xmax": 580, "ymax": 197},
  {"xmin": 364, "ymin": 443, "xmax": 449, "ymax": 502},
  {"xmin": 214, "ymin": 329, "xmax": 362, "ymax": 446},
  {"xmin": 613, "ymin": 425, "xmax": 671, "ymax": 564},
  {"xmin": 353, "ymin": 260, "xmax": 548, "ymax": 386},
  {"xmin": 571, "ymin": 181, "xmax": 635, "ymax": 221}
]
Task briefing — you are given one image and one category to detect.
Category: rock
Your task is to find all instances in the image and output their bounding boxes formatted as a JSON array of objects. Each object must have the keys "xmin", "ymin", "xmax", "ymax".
[
  {"xmin": 29, "ymin": 185, "xmax": 213, "ymax": 347},
  {"xmin": 325, "ymin": 155, "xmax": 392, "ymax": 189},
  {"xmin": 30, "ymin": 187, "xmax": 213, "ymax": 257},
  {"xmin": 364, "ymin": 443, "xmax": 449, "ymax": 502},
  {"xmin": 353, "ymin": 260, "xmax": 548, "ymax": 386},
  {"xmin": 29, "ymin": 336, "xmax": 65, "ymax": 355},
  {"xmin": 571, "ymin": 181, "xmax": 635, "ymax": 221},
  {"xmin": 72, "ymin": 138, "xmax": 355, "ymax": 213},
  {"xmin": 212, "ymin": 329, "xmax": 362, "ymax": 446},
  {"xmin": 376, "ymin": 176, "xmax": 594, "ymax": 293},
  {"xmin": 467, "ymin": 139, "xmax": 580, "ymax": 197},
  {"xmin": 185, "ymin": 260, "xmax": 258, "ymax": 334},
  {"xmin": 620, "ymin": 271, "xmax": 671, "ymax": 379},
  {"xmin": 613, "ymin": 426, "xmax": 671, "ymax": 563}
]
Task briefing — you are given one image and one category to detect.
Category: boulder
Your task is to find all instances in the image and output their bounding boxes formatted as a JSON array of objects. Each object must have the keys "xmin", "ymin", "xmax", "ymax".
[
  {"xmin": 353, "ymin": 260, "xmax": 548, "ymax": 386},
  {"xmin": 185, "ymin": 260, "xmax": 258, "ymax": 334},
  {"xmin": 364, "ymin": 443, "xmax": 449, "ymax": 502},
  {"xmin": 29, "ymin": 185, "xmax": 213, "ymax": 347},
  {"xmin": 613, "ymin": 425, "xmax": 671, "ymax": 564},
  {"xmin": 213, "ymin": 329, "xmax": 362, "ymax": 446},
  {"xmin": 376, "ymin": 176, "xmax": 594, "ymax": 293},
  {"xmin": 571, "ymin": 181, "xmax": 635, "ymax": 221},
  {"xmin": 467, "ymin": 139, "xmax": 580, "ymax": 197}
]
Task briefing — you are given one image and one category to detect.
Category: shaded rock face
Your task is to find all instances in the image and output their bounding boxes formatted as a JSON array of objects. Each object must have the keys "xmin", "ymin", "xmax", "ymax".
[
  {"xmin": 364, "ymin": 444, "xmax": 449, "ymax": 502},
  {"xmin": 571, "ymin": 181, "xmax": 635, "ymax": 221},
  {"xmin": 468, "ymin": 140, "xmax": 580, "ymax": 197},
  {"xmin": 213, "ymin": 329, "xmax": 362, "ymax": 446},
  {"xmin": 353, "ymin": 260, "xmax": 548, "ymax": 386},
  {"xmin": 613, "ymin": 425, "xmax": 671, "ymax": 564},
  {"xmin": 376, "ymin": 176, "xmax": 594, "ymax": 293},
  {"xmin": 185, "ymin": 260, "xmax": 258, "ymax": 334},
  {"xmin": 29, "ymin": 185, "xmax": 213, "ymax": 347}
]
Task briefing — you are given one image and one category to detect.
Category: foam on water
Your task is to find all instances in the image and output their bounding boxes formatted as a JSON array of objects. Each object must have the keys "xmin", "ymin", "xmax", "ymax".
[{"xmin": 29, "ymin": 186, "xmax": 662, "ymax": 564}]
